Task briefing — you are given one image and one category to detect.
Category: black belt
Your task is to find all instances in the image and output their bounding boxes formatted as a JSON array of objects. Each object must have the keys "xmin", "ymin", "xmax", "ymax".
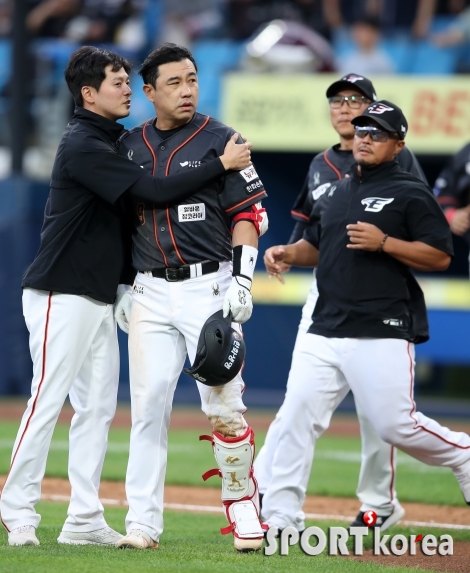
[{"xmin": 142, "ymin": 260, "xmax": 220, "ymax": 282}]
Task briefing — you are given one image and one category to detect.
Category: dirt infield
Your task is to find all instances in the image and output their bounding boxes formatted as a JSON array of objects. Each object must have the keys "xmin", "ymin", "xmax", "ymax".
[{"xmin": 2, "ymin": 402, "xmax": 470, "ymax": 570}]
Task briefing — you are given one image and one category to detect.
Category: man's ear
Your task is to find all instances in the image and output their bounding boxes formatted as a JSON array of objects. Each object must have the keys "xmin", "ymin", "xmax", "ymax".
[
  {"xmin": 394, "ymin": 140, "xmax": 406, "ymax": 154},
  {"xmin": 142, "ymin": 84, "xmax": 155, "ymax": 103},
  {"xmin": 81, "ymin": 85, "xmax": 95, "ymax": 105}
]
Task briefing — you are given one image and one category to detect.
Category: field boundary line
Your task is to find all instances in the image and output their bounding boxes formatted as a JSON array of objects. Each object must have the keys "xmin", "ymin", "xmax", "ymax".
[{"xmin": 40, "ymin": 494, "xmax": 470, "ymax": 531}]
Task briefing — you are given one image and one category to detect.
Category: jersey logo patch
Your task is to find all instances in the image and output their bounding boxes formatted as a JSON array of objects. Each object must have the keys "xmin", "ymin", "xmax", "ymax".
[
  {"xmin": 134, "ymin": 284, "xmax": 144, "ymax": 295},
  {"xmin": 361, "ymin": 197, "xmax": 394, "ymax": 212},
  {"xmin": 127, "ymin": 149, "xmax": 134, "ymax": 160},
  {"xmin": 180, "ymin": 160, "xmax": 201, "ymax": 168},
  {"xmin": 312, "ymin": 182, "xmax": 331, "ymax": 201},
  {"xmin": 178, "ymin": 203, "xmax": 206, "ymax": 222},
  {"xmin": 246, "ymin": 179, "xmax": 263, "ymax": 193},
  {"xmin": 313, "ymin": 171, "xmax": 320, "ymax": 186},
  {"xmin": 383, "ymin": 318, "xmax": 403, "ymax": 327},
  {"xmin": 240, "ymin": 166, "xmax": 259, "ymax": 183},
  {"xmin": 212, "ymin": 283, "xmax": 220, "ymax": 297}
]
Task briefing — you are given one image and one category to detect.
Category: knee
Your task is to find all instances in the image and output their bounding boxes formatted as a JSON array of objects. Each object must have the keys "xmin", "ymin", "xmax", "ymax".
[{"xmin": 375, "ymin": 421, "xmax": 409, "ymax": 446}]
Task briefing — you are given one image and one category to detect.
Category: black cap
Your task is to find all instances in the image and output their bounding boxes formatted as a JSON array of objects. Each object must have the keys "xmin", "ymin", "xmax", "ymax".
[
  {"xmin": 326, "ymin": 73, "xmax": 377, "ymax": 101},
  {"xmin": 351, "ymin": 100, "xmax": 408, "ymax": 139}
]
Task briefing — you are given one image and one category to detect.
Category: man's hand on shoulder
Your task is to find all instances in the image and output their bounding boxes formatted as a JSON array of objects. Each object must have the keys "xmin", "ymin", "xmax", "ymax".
[{"xmin": 220, "ymin": 133, "xmax": 252, "ymax": 171}]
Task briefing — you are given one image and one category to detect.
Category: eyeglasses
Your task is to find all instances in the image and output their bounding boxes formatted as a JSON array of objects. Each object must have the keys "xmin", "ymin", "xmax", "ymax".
[
  {"xmin": 354, "ymin": 126, "xmax": 399, "ymax": 142},
  {"xmin": 328, "ymin": 95, "xmax": 370, "ymax": 109}
]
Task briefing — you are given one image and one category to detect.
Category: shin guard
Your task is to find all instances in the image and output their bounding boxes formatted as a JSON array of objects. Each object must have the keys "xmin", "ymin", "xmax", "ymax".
[{"xmin": 200, "ymin": 427, "xmax": 266, "ymax": 551}]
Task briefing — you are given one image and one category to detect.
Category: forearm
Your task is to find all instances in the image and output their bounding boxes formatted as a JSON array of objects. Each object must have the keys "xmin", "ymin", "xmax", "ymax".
[
  {"xmin": 232, "ymin": 221, "xmax": 258, "ymax": 248},
  {"xmin": 284, "ymin": 239, "xmax": 318, "ymax": 267},
  {"xmin": 382, "ymin": 237, "xmax": 450, "ymax": 271},
  {"xmin": 128, "ymin": 158, "xmax": 225, "ymax": 205}
]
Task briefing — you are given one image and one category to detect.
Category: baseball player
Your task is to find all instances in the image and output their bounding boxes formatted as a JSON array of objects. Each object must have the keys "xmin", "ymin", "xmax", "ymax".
[
  {"xmin": 115, "ymin": 43, "xmax": 268, "ymax": 552},
  {"xmin": 254, "ymin": 74, "xmax": 425, "ymax": 531},
  {"xmin": 262, "ymin": 101, "xmax": 470, "ymax": 533},
  {"xmin": 0, "ymin": 46, "xmax": 251, "ymax": 547},
  {"xmin": 433, "ymin": 141, "xmax": 470, "ymax": 271}
]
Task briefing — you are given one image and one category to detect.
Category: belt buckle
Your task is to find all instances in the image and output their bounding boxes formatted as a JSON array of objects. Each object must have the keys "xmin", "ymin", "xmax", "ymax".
[{"xmin": 165, "ymin": 267, "xmax": 181, "ymax": 282}]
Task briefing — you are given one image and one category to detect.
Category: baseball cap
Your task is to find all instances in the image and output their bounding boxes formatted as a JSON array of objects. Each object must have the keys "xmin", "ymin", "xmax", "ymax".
[
  {"xmin": 351, "ymin": 100, "xmax": 408, "ymax": 139},
  {"xmin": 326, "ymin": 73, "xmax": 377, "ymax": 101}
]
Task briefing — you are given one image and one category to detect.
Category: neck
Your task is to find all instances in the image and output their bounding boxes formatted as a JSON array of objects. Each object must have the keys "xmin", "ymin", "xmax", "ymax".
[
  {"xmin": 155, "ymin": 116, "xmax": 192, "ymax": 130},
  {"xmin": 338, "ymin": 135, "xmax": 354, "ymax": 151}
]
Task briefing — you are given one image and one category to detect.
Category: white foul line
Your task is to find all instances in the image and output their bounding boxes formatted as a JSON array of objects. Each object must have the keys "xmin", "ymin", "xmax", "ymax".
[{"xmin": 40, "ymin": 494, "xmax": 470, "ymax": 531}]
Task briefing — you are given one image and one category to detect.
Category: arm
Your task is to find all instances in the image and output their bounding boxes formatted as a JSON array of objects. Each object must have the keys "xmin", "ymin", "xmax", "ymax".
[
  {"xmin": 264, "ymin": 240, "xmax": 319, "ymax": 278},
  {"xmin": 68, "ymin": 133, "xmax": 251, "ymax": 206},
  {"xmin": 129, "ymin": 133, "xmax": 252, "ymax": 205},
  {"xmin": 412, "ymin": 0, "xmax": 437, "ymax": 38},
  {"xmin": 223, "ymin": 213, "xmax": 266, "ymax": 323},
  {"xmin": 346, "ymin": 222, "xmax": 451, "ymax": 271}
]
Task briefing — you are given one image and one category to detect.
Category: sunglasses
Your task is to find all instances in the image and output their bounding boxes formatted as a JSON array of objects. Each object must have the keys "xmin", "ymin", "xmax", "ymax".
[
  {"xmin": 354, "ymin": 126, "xmax": 399, "ymax": 142},
  {"xmin": 328, "ymin": 95, "xmax": 370, "ymax": 109}
]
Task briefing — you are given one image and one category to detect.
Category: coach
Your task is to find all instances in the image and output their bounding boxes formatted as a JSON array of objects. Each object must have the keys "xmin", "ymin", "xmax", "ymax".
[{"xmin": 261, "ymin": 101, "xmax": 470, "ymax": 532}]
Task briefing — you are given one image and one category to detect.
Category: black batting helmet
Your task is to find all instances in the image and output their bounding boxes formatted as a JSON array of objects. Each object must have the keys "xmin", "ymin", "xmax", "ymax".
[{"xmin": 183, "ymin": 310, "xmax": 246, "ymax": 387}]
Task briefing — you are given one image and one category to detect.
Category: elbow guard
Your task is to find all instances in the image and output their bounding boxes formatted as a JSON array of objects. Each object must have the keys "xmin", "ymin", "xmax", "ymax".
[{"xmin": 232, "ymin": 202, "xmax": 268, "ymax": 237}]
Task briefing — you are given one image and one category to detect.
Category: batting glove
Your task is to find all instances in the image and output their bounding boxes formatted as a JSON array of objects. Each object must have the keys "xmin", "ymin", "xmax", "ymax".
[
  {"xmin": 114, "ymin": 284, "xmax": 133, "ymax": 333},
  {"xmin": 223, "ymin": 276, "xmax": 253, "ymax": 323}
]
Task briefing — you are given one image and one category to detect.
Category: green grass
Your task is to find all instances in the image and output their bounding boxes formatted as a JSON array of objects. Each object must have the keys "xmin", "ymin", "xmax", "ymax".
[
  {"xmin": 0, "ymin": 501, "xmax": 453, "ymax": 573},
  {"xmin": 0, "ymin": 419, "xmax": 465, "ymax": 506}
]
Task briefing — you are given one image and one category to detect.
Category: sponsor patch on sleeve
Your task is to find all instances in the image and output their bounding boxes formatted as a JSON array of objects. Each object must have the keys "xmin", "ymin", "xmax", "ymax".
[
  {"xmin": 240, "ymin": 166, "xmax": 259, "ymax": 183},
  {"xmin": 178, "ymin": 203, "xmax": 206, "ymax": 222}
]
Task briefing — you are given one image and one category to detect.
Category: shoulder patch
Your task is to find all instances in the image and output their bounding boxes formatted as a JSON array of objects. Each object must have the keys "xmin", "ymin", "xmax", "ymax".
[{"xmin": 312, "ymin": 182, "xmax": 331, "ymax": 201}]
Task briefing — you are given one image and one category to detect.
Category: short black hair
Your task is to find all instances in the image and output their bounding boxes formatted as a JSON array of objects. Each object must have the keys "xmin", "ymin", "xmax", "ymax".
[
  {"xmin": 353, "ymin": 16, "xmax": 382, "ymax": 30},
  {"xmin": 65, "ymin": 46, "xmax": 131, "ymax": 107},
  {"xmin": 139, "ymin": 43, "xmax": 198, "ymax": 87}
]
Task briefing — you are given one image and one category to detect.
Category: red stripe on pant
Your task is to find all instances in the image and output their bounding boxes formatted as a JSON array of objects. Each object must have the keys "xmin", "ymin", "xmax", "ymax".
[
  {"xmin": 407, "ymin": 342, "xmax": 470, "ymax": 449},
  {"xmin": 1, "ymin": 291, "xmax": 53, "ymax": 532}
]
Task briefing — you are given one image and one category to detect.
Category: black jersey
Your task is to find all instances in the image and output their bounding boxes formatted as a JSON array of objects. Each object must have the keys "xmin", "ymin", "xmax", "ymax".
[
  {"xmin": 433, "ymin": 142, "xmax": 470, "ymax": 245},
  {"xmin": 22, "ymin": 108, "xmax": 145, "ymax": 304},
  {"xmin": 118, "ymin": 113, "xmax": 267, "ymax": 270},
  {"xmin": 289, "ymin": 144, "xmax": 426, "ymax": 243},
  {"xmin": 303, "ymin": 160, "xmax": 453, "ymax": 342}
]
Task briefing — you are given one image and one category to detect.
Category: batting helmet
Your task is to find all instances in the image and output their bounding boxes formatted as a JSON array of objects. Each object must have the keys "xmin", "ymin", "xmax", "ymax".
[{"xmin": 183, "ymin": 310, "xmax": 246, "ymax": 387}]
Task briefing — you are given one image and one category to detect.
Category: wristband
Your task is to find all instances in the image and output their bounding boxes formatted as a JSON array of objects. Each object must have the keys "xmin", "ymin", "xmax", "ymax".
[
  {"xmin": 377, "ymin": 234, "xmax": 389, "ymax": 253},
  {"xmin": 232, "ymin": 245, "xmax": 258, "ymax": 290}
]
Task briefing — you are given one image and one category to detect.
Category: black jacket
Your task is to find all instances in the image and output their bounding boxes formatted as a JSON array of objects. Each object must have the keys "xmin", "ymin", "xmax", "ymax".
[
  {"xmin": 304, "ymin": 160, "xmax": 453, "ymax": 342},
  {"xmin": 22, "ymin": 108, "xmax": 143, "ymax": 303}
]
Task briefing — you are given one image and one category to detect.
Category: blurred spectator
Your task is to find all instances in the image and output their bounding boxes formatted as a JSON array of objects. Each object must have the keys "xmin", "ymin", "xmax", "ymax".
[
  {"xmin": 65, "ymin": 0, "xmax": 146, "ymax": 49},
  {"xmin": 433, "ymin": 5, "xmax": 470, "ymax": 46},
  {"xmin": 0, "ymin": 0, "xmax": 11, "ymax": 38},
  {"xmin": 325, "ymin": 0, "xmax": 437, "ymax": 38},
  {"xmin": 160, "ymin": 0, "xmax": 225, "ymax": 46},
  {"xmin": 226, "ymin": 0, "xmax": 330, "ymax": 41},
  {"xmin": 336, "ymin": 16, "xmax": 394, "ymax": 75},
  {"xmin": 27, "ymin": 0, "xmax": 80, "ymax": 38}
]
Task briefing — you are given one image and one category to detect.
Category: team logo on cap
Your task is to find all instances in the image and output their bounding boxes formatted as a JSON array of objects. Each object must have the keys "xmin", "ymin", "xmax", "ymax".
[
  {"xmin": 368, "ymin": 104, "xmax": 394, "ymax": 114},
  {"xmin": 342, "ymin": 74, "xmax": 364, "ymax": 82},
  {"xmin": 361, "ymin": 197, "xmax": 394, "ymax": 212}
]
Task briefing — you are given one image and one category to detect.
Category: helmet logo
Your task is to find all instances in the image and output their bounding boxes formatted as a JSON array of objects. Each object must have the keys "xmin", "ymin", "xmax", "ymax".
[{"xmin": 212, "ymin": 282, "xmax": 220, "ymax": 297}]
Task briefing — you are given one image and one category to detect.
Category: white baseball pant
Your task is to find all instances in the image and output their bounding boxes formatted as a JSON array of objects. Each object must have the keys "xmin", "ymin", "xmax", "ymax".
[
  {"xmin": 261, "ymin": 334, "xmax": 470, "ymax": 530},
  {"xmin": 254, "ymin": 273, "xmax": 400, "ymax": 515},
  {"xmin": 124, "ymin": 262, "xmax": 248, "ymax": 541},
  {"xmin": 0, "ymin": 288, "xmax": 119, "ymax": 532}
]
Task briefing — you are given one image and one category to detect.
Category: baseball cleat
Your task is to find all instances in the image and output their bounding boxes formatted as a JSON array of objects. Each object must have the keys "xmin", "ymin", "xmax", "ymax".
[
  {"xmin": 349, "ymin": 505, "xmax": 406, "ymax": 532},
  {"xmin": 8, "ymin": 525, "xmax": 40, "ymax": 546},
  {"xmin": 58, "ymin": 526, "xmax": 123, "ymax": 545},
  {"xmin": 116, "ymin": 529, "xmax": 159, "ymax": 550}
]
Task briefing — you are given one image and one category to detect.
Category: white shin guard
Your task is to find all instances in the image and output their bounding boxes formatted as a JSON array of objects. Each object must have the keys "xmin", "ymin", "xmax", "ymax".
[{"xmin": 200, "ymin": 427, "xmax": 265, "ymax": 551}]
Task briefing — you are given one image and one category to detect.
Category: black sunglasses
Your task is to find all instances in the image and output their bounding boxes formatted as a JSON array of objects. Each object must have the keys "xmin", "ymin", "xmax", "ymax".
[{"xmin": 354, "ymin": 126, "xmax": 399, "ymax": 142}]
